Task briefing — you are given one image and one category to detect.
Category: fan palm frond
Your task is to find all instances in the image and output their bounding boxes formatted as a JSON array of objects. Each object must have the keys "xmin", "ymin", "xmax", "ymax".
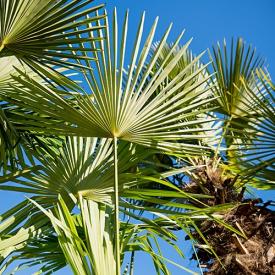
[
  {"xmin": 208, "ymin": 38, "xmax": 268, "ymax": 161},
  {"xmin": 229, "ymin": 69, "xmax": 275, "ymax": 189},
  {"xmin": 0, "ymin": 136, "xmax": 152, "ymax": 203},
  {"xmin": 0, "ymin": 0, "xmax": 104, "ymax": 69},
  {"xmin": 209, "ymin": 38, "xmax": 265, "ymax": 117},
  {"xmin": 0, "ymin": 194, "xmax": 197, "ymax": 275},
  {"xmin": 2, "ymin": 9, "xmax": 215, "ymax": 155}
]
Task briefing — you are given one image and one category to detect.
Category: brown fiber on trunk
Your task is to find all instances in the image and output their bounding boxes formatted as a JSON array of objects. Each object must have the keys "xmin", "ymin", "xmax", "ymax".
[
  {"xmin": 184, "ymin": 160, "xmax": 275, "ymax": 274},
  {"xmin": 194, "ymin": 202, "xmax": 275, "ymax": 275}
]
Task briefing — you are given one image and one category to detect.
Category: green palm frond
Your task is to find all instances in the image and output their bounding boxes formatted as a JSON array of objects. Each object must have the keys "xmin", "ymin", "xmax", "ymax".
[
  {"xmin": 0, "ymin": 0, "xmax": 104, "ymax": 69},
  {"xmin": 0, "ymin": 56, "xmax": 68, "ymax": 171},
  {"xmin": 0, "ymin": 198, "xmax": 52, "ymax": 270},
  {"xmin": 29, "ymin": 195, "xmax": 115, "ymax": 275},
  {"xmin": 2, "ymin": 9, "xmax": 215, "ymax": 155},
  {"xmin": 151, "ymin": 42, "xmax": 212, "ymax": 99},
  {"xmin": 0, "ymin": 56, "xmax": 24, "ymax": 170},
  {"xmin": 0, "ymin": 136, "xmax": 152, "ymax": 202},
  {"xmin": 0, "ymin": 194, "xmax": 194, "ymax": 275},
  {"xmin": 210, "ymin": 38, "xmax": 265, "ymax": 117},
  {"xmin": 229, "ymin": 69, "xmax": 275, "ymax": 188},
  {"xmin": 0, "ymin": 106, "xmax": 18, "ymax": 171},
  {"xmin": 208, "ymin": 38, "xmax": 268, "ymax": 160}
]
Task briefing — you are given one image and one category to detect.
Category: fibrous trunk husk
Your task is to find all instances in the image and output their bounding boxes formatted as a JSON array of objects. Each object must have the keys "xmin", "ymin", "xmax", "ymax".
[
  {"xmin": 193, "ymin": 202, "xmax": 275, "ymax": 274},
  {"xmin": 184, "ymin": 160, "xmax": 275, "ymax": 274}
]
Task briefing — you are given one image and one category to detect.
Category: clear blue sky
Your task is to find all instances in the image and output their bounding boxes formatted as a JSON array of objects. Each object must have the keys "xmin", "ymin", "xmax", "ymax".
[
  {"xmin": 1, "ymin": 0, "xmax": 275, "ymax": 274},
  {"xmin": 104, "ymin": 0, "xmax": 275, "ymax": 77}
]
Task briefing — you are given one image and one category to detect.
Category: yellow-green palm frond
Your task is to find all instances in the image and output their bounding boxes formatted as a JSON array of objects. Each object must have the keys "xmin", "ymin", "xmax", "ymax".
[
  {"xmin": 0, "ymin": 0, "xmax": 105, "ymax": 69},
  {"xmin": 0, "ymin": 136, "xmax": 153, "ymax": 203},
  {"xmin": 3, "ymin": 9, "xmax": 215, "ymax": 156},
  {"xmin": 228, "ymin": 69, "xmax": 275, "ymax": 189},
  {"xmin": 209, "ymin": 37, "xmax": 265, "ymax": 117}
]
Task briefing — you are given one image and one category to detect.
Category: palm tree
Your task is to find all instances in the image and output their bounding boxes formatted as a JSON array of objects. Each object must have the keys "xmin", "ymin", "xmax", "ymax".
[
  {"xmin": 171, "ymin": 39, "xmax": 275, "ymax": 274},
  {"xmin": 0, "ymin": 7, "xmax": 218, "ymax": 274},
  {"xmin": 0, "ymin": 1, "xmax": 274, "ymax": 275},
  {"xmin": 129, "ymin": 38, "xmax": 274, "ymax": 274}
]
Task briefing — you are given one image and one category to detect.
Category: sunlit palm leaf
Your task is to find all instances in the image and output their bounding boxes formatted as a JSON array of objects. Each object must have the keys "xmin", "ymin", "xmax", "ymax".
[
  {"xmin": 0, "ymin": 136, "xmax": 168, "ymax": 205},
  {"xmin": 0, "ymin": 0, "xmax": 104, "ymax": 69},
  {"xmin": 151, "ymin": 42, "xmax": 212, "ymax": 101},
  {"xmin": 209, "ymin": 38, "xmax": 267, "ymax": 160},
  {"xmin": 0, "ymin": 197, "xmax": 53, "ymax": 270},
  {"xmin": 25, "ymin": 195, "xmax": 194, "ymax": 275},
  {"xmin": 2, "ymin": 9, "xmax": 215, "ymax": 155}
]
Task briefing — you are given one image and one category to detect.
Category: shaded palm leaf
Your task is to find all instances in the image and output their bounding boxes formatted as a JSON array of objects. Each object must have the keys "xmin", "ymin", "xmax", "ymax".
[
  {"xmin": 0, "ymin": 56, "xmax": 29, "ymax": 171},
  {"xmin": 229, "ymin": 69, "xmax": 275, "ymax": 189},
  {"xmin": 0, "ymin": 56, "xmax": 70, "ymax": 171},
  {"xmin": 209, "ymin": 38, "xmax": 265, "ymax": 117}
]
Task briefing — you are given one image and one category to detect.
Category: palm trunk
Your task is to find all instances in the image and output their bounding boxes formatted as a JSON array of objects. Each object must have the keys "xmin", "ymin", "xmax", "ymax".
[{"xmin": 183, "ymin": 160, "xmax": 275, "ymax": 274}]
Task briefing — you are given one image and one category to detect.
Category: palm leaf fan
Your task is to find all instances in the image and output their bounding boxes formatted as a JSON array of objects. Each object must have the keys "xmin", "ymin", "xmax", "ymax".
[
  {"xmin": 4, "ymin": 9, "xmax": 215, "ymax": 155},
  {"xmin": 229, "ymin": 69, "xmax": 275, "ymax": 189},
  {"xmin": 0, "ymin": 136, "xmax": 153, "ymax": 202},
  {"xmin": 208, "ymin": 38, "xmax": 267, "ymax": 158},
  {"xmin": 0, "ymin": 0, "xmax": 104, "ymax": 69},
  {"xmin": 209, "ymin": 37, "xmax": 265, "ymax": 117}
]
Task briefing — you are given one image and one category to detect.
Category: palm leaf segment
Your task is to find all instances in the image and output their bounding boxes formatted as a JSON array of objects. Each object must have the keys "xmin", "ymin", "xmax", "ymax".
[
  {"xmin": 210, "ymin": 38, "xmax": 265, "ymax": 117},
  {"xmin": 5, "ymin": 9, "xmax": 215, "ymax": 155},
  {"xmin": 0, "ymin": 0, "xmax": 104, "ymax": 68},
  {"xmin": 230, "ymin": 70, "xmax": 275, "ymax": 188},
  {"xmin": 0, "ymin": 136, "xmax": 154, "ymax": 202},
  {"xmin": 209, "ymin": 38, "xmax": 267, "ymax": 156},
  {"xmin": 210, "ymin": 39, "xmax": 274, "ymax": 188}
]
